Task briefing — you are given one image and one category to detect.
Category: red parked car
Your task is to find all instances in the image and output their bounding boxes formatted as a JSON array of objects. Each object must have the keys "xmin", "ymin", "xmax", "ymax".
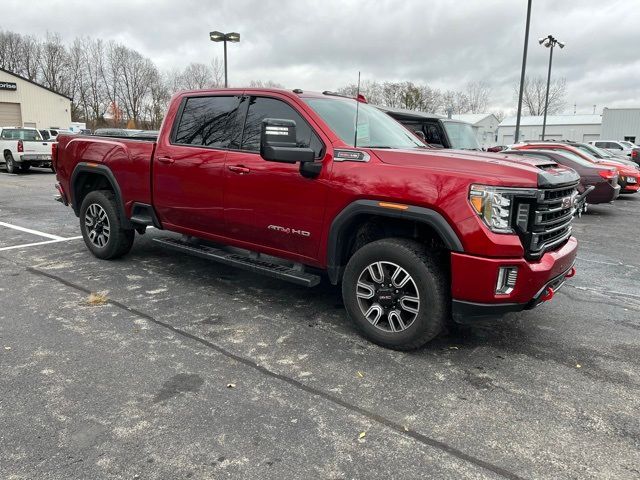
[
  {"xmin": 503, "ymin": 149, "xmax": 620, "ymax": 205},
  {"xmin": 53, "ymin": 89, "xmax": 580, "ymax": 349},
  {"xmin": 512, "ymin": 142, "xmax": 639, "ymax": 194}
]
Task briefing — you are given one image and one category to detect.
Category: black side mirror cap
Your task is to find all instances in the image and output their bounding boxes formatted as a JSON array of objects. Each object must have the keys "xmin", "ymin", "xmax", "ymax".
[{"xmin": 260, "ymin": 118, "xmax": 315, "ymax": 164}]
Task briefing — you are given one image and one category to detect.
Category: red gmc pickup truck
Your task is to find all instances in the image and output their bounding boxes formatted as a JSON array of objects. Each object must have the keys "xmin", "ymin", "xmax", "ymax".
[{"xmin": 54, "ymin": 88, "xmax": 580, "ymax": 350}]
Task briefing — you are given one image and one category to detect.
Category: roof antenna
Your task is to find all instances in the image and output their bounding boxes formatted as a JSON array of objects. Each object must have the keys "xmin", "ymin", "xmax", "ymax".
[{"xmin": 353, "ymin": 71, "xmax": 361, "ymax": 148}]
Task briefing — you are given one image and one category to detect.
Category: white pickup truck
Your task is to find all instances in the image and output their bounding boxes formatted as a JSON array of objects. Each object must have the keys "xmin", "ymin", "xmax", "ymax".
[{"xmin": 0, "ymin": 126, "xmax": 55, "ymax": 174}]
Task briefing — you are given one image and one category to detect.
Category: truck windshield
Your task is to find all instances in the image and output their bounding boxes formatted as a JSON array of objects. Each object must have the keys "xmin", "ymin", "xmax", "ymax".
[
  {"xmin": 442, "ymin": 121, "xmax": 481, "ymax": 150},
  {"xmin": 304, "ymin": 97, "xmax": 424, "ymax": 149}
]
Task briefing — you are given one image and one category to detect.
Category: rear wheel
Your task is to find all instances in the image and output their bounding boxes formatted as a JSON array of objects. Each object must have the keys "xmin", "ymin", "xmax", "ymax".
[
  {"xmin": 342, "ymin": 238, "xmax": 448, "ymax": 350},
  {"xmin": 4, "ymin": 153, "xmax": 17, "ymax": 174},
  {"xmin": 80, "ymin": 190, "xmax": 135, "ymax": 259}
]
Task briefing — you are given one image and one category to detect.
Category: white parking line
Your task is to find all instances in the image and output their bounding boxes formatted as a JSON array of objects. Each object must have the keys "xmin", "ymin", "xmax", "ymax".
[
  {"xmin": 0, "ymin": 221, "xmax": 64, "ymax": 240},
  {"xmin": 0, "ymin": 236, "xmax": 83, "ymax": 252}
]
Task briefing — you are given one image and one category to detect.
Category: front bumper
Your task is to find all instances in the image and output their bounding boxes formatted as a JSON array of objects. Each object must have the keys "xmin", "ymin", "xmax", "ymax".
[{"xmin": 450, "ymin": 236, "xmax": 578, "ymax": 321}]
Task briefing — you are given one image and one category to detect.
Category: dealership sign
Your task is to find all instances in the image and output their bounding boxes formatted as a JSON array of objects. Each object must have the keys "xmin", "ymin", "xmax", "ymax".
[{"xmin": 0, "ymin": 81, "xmax": 17, "ymax": 91}]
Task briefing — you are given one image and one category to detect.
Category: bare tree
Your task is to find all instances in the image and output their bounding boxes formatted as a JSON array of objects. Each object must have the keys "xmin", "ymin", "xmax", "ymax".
[
  {"xmin": 19, "ymin": 35, "xmax": 41, "ymax": 81},
  {"xmin": 248, "ymin": 79, "xmax": 285, "ymax": 89},
  {"xmin": 117, "ymin": 47, "xmax": 156, "ymax": 126},
  {"xmin": 441, "ymin": 90, "xmax": 469, "ymax": 115},
  {"xmin": 465, "ymin": 81, "xmax": 490, "ymax": 113},
  {"xmin": 210, "ymin": 57, "xmax": 224, "ymax": 87},
  {"xmin": 179, "ymin": 62, "xmax": 212, "ymax": 90},
  {"xmin": 38, "ymin": 33, "xmax": 70, "ymax": 94},
  {"xmin": 514, "ymin": 75, "xmax": 567, "ymax": 116},
  {"xmin": 492, "ymin": 110, "xmax": 506, "ymax": 123},
  {"xmin": 0, "ymin": 31, "xmax": 24, "ymax": 73},
  {"xmin": 337, "ymin": 80, "xmax": 383, "ymax": 105}
]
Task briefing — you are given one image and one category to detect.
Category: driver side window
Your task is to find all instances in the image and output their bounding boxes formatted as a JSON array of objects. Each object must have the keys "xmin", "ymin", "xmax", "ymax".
[{"xmin": 240, "ymin": 96, "xmax": 324, "ymax": 158}]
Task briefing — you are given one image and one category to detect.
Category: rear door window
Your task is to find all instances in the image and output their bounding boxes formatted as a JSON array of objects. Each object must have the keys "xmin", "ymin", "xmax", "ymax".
[{"xmin": 174, "ymin": 96, "xmax": 241, "ymax": 148}]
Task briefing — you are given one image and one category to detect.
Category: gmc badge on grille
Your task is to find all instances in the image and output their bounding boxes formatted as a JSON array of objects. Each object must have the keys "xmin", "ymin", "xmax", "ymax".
[{"xmin": 561, "ymin": 196, "xmax": 572, "ymax": 209}]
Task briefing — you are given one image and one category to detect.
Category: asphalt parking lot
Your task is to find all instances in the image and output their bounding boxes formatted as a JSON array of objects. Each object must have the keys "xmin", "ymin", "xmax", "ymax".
[{"xmin": 1, "ymin": 169, "xmax": 639, "ymax": 480}]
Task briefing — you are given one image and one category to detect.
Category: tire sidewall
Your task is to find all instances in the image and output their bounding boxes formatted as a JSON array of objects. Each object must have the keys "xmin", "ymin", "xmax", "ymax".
[
  {"xmin": 342, "ymin": 240, "xmax": 445, "ymax": 348},
  {"xmin": 5, "ymin": 154, "xmax": 16, "ymax": 174},
  {"xmin": 80, "ymin": 191, "xmax": 122, "ymax": 259}
]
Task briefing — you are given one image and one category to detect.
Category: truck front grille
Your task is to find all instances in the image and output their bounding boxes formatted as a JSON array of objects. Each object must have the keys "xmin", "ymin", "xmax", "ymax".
[{"xmin": 516, "ymin": 183, "xmax": 578, "ymax": 258}]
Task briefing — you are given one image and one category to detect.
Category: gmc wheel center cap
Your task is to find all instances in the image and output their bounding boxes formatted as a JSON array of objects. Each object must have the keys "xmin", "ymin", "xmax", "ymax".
[{"xmin": 376, "ymin": 287, "xmax": 397, "ymax": 307}]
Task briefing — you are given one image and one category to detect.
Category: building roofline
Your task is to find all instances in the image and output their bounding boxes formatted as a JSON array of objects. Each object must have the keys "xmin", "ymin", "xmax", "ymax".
[{"xmin": 0, "ymin": 68, "xmax": 73, "ymax": 101}]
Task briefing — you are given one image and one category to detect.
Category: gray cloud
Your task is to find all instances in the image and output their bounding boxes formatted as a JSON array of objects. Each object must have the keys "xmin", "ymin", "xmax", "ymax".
[{"xmin": 5, "ymin": 0, "xmax": 639, "ymax": 113}]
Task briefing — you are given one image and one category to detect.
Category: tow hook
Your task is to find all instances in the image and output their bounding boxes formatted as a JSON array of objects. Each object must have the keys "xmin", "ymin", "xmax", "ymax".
[
  {"xmin": 541, "ymin": 287, "xmax": 555, "ymax": 302},
  {"xmin": 565, "ymin": 266, "xmax": 576, "ymax": 278}
]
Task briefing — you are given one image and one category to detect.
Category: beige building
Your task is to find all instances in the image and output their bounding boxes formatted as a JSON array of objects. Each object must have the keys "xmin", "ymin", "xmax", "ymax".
[{"xmin": 0, "ymin": 68, "xmax": 72, "ymax": 129}]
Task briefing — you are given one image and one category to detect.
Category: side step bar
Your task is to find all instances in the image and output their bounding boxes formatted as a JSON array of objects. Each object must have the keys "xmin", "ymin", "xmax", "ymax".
[{"xmin": 153, "ymin": 237, "xmax": 321, "ymax": 287}]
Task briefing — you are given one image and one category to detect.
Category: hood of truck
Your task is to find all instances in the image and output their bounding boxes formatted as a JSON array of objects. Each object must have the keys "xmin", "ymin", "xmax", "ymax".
[{"xmin": 370, "ymin": 148, "xmax": 579, "ymax": 188}]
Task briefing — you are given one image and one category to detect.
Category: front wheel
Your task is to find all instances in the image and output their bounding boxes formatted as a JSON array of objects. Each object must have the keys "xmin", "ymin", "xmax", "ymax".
[
  {"xmin": 342, "ymin": 238, "xmax": 449, "ymax": 350},
  {"xmin": 80, "ymin": 190, "xmax": 135, "ymax": 259}
]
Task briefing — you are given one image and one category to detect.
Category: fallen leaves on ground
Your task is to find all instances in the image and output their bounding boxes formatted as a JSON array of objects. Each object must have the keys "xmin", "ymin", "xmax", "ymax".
[
  {"xmin": 356, "ymin": 371, "xmax": 364, "ymax": 378},
  {"xmin": 358, "ymin": 431, "xmax": 366, "ymax": 439},
  {"xmin": 86, "ymin": 292, "xmax": 108, "ymax": 306},
  {"xmin": 226, "ymin": 383, "xmax": 236, "ymax": 388}
]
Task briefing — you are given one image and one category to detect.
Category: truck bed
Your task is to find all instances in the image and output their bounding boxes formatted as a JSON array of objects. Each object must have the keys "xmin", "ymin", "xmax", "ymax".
[{"xmin": 55, "ymin": 134, "xmax": 157, "ymax": 217}]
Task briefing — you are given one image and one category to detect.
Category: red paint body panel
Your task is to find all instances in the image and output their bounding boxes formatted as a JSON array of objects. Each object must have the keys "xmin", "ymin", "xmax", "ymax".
[
  {"xmin": 451, "ymin": 237, "xmax": 577, "ymax": 303},
  {"xmin": 55, "ymin": 88, "xmax": 581, "ymax": 314}
]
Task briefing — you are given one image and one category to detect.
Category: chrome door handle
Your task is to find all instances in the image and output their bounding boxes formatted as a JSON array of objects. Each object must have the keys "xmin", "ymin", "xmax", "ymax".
[{"xmin": 228, "ymin": 165, "xmax": 250, "ymax": 174}]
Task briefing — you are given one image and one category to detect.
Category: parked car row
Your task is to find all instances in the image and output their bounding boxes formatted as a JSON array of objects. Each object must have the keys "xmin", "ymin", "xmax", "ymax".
[{"xmin": 472, "ymin": 141, "xmax": 638, "ymax": 213}]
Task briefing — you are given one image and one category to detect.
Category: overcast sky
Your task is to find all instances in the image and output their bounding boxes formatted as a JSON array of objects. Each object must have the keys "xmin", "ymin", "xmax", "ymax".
[{"xmin": 5, "ymin": 0, "xmax": 640, "ymax": 114}]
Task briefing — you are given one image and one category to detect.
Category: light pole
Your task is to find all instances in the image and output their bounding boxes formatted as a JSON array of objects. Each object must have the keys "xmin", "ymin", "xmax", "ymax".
[
  {"xmin": 539, "ymin": 34, "xmax": 565, "ymax": 140},
  {"xmin": 209, "ymin": 31, "xmax": 240, "ymax": 88},
  {"xmin": 514, "ymin": 0, "xmax": 532, "ymax": 144}
]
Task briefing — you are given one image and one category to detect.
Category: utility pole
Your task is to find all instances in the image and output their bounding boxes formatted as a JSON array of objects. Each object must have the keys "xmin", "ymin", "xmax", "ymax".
[
  {"xmin": 514, "ymin": 0, "xmax": 532, "ymax": 144},
  {"xmin": 539, "ymin": 34, "xmax": 565, "ymax": 140}
]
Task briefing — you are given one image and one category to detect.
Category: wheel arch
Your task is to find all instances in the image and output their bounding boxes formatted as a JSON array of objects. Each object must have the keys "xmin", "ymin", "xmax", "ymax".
[
  {"xmin": 326, "ymin": 200, "xmax": 464, "ymax": 284},
  {"xmin": 70, "ymin": 163, "xmax": 132, "ymax": 228}
]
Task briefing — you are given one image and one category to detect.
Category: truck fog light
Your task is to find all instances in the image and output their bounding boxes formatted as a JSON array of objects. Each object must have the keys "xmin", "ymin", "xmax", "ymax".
[{"xmin": 496, "ymin": 267, "xmax": 518, "ymax": 295}]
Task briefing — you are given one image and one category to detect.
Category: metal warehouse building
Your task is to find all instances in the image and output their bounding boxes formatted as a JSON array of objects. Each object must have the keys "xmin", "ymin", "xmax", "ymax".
[
  {"xmin": 601, "ymin": 108, "xmax": 640, "ymax": 144},
  {"xmin": 496, "ymin": 114, "xmax": 602, "ymax": 145},
  {"xmin": 0, "ymin": 68, "xmax": 72, "ymax": 129}
]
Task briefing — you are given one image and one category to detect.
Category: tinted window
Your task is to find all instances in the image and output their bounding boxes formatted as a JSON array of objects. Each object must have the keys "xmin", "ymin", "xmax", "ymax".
[
  {"xmin": 175, "ymin": 96, "xmax": 240, "ymax": 148},
  {"xmin": 1, "ymin": 128, "xmax": 40, "ymax": 140},
  {"xmin": 241, "ymin": 96, "xmax": 323, "ymax": 157}
]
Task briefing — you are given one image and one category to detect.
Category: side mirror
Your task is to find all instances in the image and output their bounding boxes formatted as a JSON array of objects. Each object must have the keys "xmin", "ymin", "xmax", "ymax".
[{"xmin": 260, "ymin": 118, "xmax": 315, "ymax": 164}]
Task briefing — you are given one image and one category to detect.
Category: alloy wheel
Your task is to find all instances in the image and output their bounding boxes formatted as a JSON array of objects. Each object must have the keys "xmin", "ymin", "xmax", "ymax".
[
  {"xmin": 355, "ymin": 261, "xmax": 420, "ymax": 333},
  {"xmin": 85, "ymin": 203, "xmax": 111, "ymax": 247}
]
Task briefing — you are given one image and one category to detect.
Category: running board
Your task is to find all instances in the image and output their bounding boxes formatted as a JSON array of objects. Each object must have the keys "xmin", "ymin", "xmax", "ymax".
[{"xmin": 153, "ymin": 237, "xmax": 321, "ymax": 287}]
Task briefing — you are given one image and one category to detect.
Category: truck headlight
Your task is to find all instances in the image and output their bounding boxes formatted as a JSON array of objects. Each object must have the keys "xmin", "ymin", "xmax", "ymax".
[{"xmin": 469, "ymin": 185, "xmax": 515, "ymax": 233}]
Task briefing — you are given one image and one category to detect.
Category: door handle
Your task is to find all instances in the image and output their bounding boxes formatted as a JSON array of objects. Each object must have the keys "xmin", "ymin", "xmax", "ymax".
[
  {"xmin": 228, "ymin": 165, "xmax": 250, "ymax": 174},
  {"xmin": 157, "ymin": 156, "xmax": 174, "ymax": 164}
]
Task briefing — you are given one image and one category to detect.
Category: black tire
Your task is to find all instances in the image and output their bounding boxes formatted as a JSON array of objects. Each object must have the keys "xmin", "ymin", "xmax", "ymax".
[
  {"xmin": 19, "ymin": 164, "xmax": 31, "ymax": 173},
  {"xmin": 342, "ymin": 238, "xmax": 448, "ymax": 350},
  {"xmin": 79, "ymin": 190, "xmax": 135, "ymax": 259},
  {"xmin": 4, "ymin": 152, "xmax": 18, "ymax": 174}
]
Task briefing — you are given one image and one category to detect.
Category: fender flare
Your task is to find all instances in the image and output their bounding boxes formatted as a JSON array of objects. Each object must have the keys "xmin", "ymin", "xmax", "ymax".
[
  {"xmin": 70, "ymin": 162, "xmax": 132, "ymax": 228},
  {"xmin": 326, "ymin": 199, "xmax": 464, "ymax": 284}
]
